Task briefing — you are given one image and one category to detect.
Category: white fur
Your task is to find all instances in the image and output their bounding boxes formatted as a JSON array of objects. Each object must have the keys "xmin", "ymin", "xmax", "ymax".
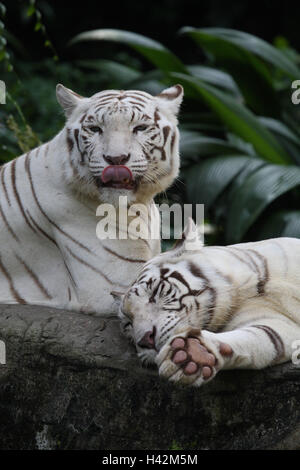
[
  {"xmin": 0, "ymin": 85, "xmax": 183, "ymax": 315},
  {"xmin": 118, "ymin": 219, "xmax": 300, "ymax": 384}
]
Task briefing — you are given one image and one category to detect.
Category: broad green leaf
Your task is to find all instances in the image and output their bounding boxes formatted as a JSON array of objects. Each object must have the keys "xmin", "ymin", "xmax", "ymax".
[
  {"xmin": 184, "ymin": 155, "xmax": 255, "ymax": 209},
  {"xmin": 125, "ymin": 69, "xmax": 167, "ymax": 94},
  {"xmin": 227, "ymin": 159, "xmax": 267, "ymax": 197},
  {"xmin": 179, "ymin": 131, "xmax": 244, "ymax": 160},
  {"xmin": 78, "ymin": 61, "xmax": 167, "ymax": 94},
  {"xmin": 171, "ymin": 73, "xmax": 291, "ymax": 164},
  {"xmin": 257, "ymin": 210, "xmax": 300, "ymax": 239},
  {"xmin": 180, "ymin": 112, "xmax": 223, "ymax": 132},
  {"xmin": 181, "ymin": 27, "xmax": 300, "ymax": 80},
  {"xmin": 76, "ymin": 59, "xmax": 141, "ymax": 86},
  {"xmin": 258, "ymin": 117, "xmax": 300, "ymax": 146},
  {"xmin": 0, "ymin": 79, "xmax": 4, "ymax": 104},
  {"xmin": 187, "ymin": 65, "xmax": 241, "ymax": 97},
  {"xmin": 213, "ymin": 159, "xmax": 266, "ymax": 230},
  {"xmin": 258, "ymin": 116, "xmax": 300, "ymax": 164},
  {"xmin": 180, "ymin": 27, "xmax": 281, "ymax": 116},
  {"xmin": 226, "ymin": 164, "xmax": 300, "ymax": 243},
  {"xmin": 70, "ymin": 29, "xmax": 186, "ymax": 74},
  {"xmin": 226, "ymin": 133, "xmax": 256, "ymax": 156}
]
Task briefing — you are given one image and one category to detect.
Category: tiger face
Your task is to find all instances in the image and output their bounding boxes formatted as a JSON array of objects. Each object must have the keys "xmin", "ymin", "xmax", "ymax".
[
  {"xmin": 56, "ymin": 84, "xmax": 183, "ymax": 205},
  {"xmin": 115, "ymin": 219, "xmax": 217, "ymax": 364}
]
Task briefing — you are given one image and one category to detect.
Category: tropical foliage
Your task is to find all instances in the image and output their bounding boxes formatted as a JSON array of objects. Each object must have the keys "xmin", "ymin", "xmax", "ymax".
[
  {"xmin": 2, "ymin": 4, "xmax": 300, "ymax": 245},
  {"xmin": 70, "ymin": 27, "xmax": 300, "ymax": 244}
]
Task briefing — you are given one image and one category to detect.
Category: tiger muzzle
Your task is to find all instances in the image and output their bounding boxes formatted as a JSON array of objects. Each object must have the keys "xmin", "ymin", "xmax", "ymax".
[
  {"xmin": 137, "ymin": 326, "xmax": 157, "ymax": 350},
  {"xmin": 103, "ymin": 154, "xmax": 130, "ymax": 166},
  {"xmin": 101, "ymin": 154, "xmax": 135, "ymax": 190}
]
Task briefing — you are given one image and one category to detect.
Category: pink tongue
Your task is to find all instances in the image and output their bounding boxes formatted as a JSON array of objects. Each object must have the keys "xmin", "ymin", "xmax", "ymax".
[{"xmin": 101, "ymin": 165, "xmax": 133, "ymax": 184}]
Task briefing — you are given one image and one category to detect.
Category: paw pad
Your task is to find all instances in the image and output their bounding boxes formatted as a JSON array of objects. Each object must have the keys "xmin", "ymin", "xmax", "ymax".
[{"xmin": 170, "ymin": 336, "xmax": 232, "ymax": 379}]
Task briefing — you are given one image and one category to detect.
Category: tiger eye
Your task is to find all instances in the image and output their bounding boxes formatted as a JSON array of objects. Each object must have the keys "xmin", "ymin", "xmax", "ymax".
[
  {"xmin": 89, "ymin": 126, "xmax": 102, "ymax": 134},
  {"xmin": 133, "ymin": 125, "xmax": 148, "ymax": 133}
]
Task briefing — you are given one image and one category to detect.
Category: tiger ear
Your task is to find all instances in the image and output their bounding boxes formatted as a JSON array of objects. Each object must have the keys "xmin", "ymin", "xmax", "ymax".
[
  {"xmin": 56, "ymin": 84, "xmax": 84, "ymax": 117},
  {"xmin": 156, "ymin": 84, "xmax": 184, "ymax": 116},
  {"xmin": 110, "ymin": 290, "xmax": 125, "ymax": 307},
  {"xmin": 171, "ymin": 218, "xmax": 203, "ymax": 255}
]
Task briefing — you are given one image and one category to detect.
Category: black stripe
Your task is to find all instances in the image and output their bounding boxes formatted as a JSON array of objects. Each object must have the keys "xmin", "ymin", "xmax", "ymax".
[
  {"xmin": 74, "ymin": 128, "xmax": 85, "ymax": 164},
  {"xmin": 102, "ymin": 244, "xmax": 147, "ymax": 264},
  {"xmin": 0, "ymin": 254, "xmax": 26, "ymax": 304},
  {"xmin": 26, "ymin": 210, "xmax": 57, "ymax": 246},
  {"xmin": 25, "ymin": 153, "xmax": 93, "ymax": 254},
  {"xmin": 1, "ymin": 165, "xmax": 11, "ymax": 206},
  {"xmin": 11, "ymin": 158, "xmax": 37, "ymax": 234},
  {"xmin": 15, "ymin": 254, "xmax": 52, "ymax": 300},
  {"xmin": 65, "ymin": 246, "xmax": 112, "ymax": 285},
  {"xmin": 66, "ymin": 128, "xmax": 74, "ymax": 152},
  {"xmin": 0, "ymin": 200, "xmax": 19, "ymax": 242},
  {"xmin": 252, "ymin": 324, "xmax": 285, "ymax": 362}
]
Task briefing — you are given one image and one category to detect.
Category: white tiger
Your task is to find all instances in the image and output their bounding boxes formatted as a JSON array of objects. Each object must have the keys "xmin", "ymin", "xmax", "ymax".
[
  {"xmin": 0, "ymin": 83, "xmax": 183, "ymax": 315},
  {"xmin": 116, "ymin": 218, "xmax": 300, "ymax": 386}
]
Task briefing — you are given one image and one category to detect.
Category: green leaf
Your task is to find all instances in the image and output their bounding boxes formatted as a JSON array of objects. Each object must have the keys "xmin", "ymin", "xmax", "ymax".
[
  {"xmin": 258, "ymin": 116, "xmax": 300, "ymax": 164},
  {"xmin": 76, "ymin": 59, "xmax": 141, "ymax": 87},
  {"xmin": 226, "ymin": 164, "xmax": 300, "ymax": 243},
  {"xmin": 70, "ymin": 29, "xmax": 186, "ymax": 74},
  {"xmin": 0, "ymin": 3, "xmax": 6, "ymax": 17},
  {"xmin": 27, "ymin": 5, "xmax": 35, "ymax": 17},
  {"xmin": 180, "ymin": 112, "xmax": 223, "ymax": 133},
  {"xmin": 171, "ymin": 73, "xmax": 291, "ymax": 164},
  {"xmin": 0, "ymin": 79, "xmax": 5, "ymax": 103},
  {"xmin": 34, "ymin": 21, "xmax": 42, "ymax": 32},
  {"xmin": 181, "ymin": 27, "xmax": 300, "ymax": 80},
  {"xmin": 258, "ymin": 117, "xmax": 300, "ymax": 145},
  {"xmin": 180, "ymin": 27, "xmax": 282, "ymax": 116},
  {"xmin": 226, "ymin": 133, "xmax": 256, "ymax": 156},
  {"xmin": 186, "ymin": 65, "xmax": 241, "ymax": 97},
  {"xmin": 179, "ymin": 130, "xmax": 244, "ymax": 160},
  {"xmin": 257, "ymin": 210, "xmax": 300, "ymax": 239},
  {"xmin": 184, "ymin": 155, "xmax": 255, "ymax": 209}
]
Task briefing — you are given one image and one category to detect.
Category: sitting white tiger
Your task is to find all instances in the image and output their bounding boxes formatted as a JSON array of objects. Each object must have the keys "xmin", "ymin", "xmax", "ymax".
[
  {"xmin": 116, "ymin": 218, "xmax": 300, "ymax": 386},
  {"xmin": 0, "ymin": 83, "xmax": 183, "ymax": 315}
]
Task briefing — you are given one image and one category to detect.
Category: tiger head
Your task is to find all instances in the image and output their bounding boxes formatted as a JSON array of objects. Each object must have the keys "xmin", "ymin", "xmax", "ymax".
[
  {"xmin": 113, "ymin": 219, "xmax": 223, "ymax": 365},
  {"xmin": 56, "ymin": 84, "xmax": 183, "ymax": 205}
]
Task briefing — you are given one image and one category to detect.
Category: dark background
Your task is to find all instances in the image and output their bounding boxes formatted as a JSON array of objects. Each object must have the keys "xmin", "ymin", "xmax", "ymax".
[{"xmin": 3, "ymin": 0, "xmax": 300, "ymax": 63}]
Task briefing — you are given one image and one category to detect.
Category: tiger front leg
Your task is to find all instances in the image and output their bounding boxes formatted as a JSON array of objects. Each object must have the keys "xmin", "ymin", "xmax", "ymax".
[
  {"xmin": 156, "ymin": 317, "xmax": 300, "ymax": 386},
  {"xmin": 156, "ymin": 329, "xmax": 233, "ymax": 387}
]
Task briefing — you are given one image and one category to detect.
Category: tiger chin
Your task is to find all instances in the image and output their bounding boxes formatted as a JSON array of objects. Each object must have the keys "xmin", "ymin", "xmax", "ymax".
[
  {"xmin": 0, "ymin": 83, "xmax": 183, "ymax": 315},
  {"xmin": 114, "ymin": 218, "xmax": 300, "ymax": 387}
]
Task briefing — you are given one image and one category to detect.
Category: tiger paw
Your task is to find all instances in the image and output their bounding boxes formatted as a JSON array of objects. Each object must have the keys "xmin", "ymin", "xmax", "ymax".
[{"xmin": 156, "ymin": 331, "xmax": 233, "ymax": 386}]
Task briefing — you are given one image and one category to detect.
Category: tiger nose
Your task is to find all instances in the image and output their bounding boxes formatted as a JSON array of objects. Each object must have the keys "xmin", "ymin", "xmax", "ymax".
[
  {"xmin": 103, "ymin": 154, "xmax": 130, "ymax": 165},
  {"xmin": 137, "ymin": 326, "xmax": 156, "ymax": 349}
]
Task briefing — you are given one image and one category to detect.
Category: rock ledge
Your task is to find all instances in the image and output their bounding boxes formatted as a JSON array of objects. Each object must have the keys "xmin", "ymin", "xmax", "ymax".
[{"xmin": 0, "ymin": 304, "xmax": 299, "ymax": 450}]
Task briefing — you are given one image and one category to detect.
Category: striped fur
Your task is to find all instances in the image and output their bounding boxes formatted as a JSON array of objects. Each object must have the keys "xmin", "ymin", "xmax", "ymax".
[
  {"xmin": 0, "ymin": 84, "xmax": 183, "ymax": 315},
  {"xmin": 117, "ymin": 219, "xmax": 300, "ymax": 385}
]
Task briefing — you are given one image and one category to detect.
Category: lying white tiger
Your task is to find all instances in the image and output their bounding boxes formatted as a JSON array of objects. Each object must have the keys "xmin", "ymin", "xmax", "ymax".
[
  {"xmin": 0, "ymin": 83, "xmax": 183, "ymax": 314},
  {"xmin": 116, "ymin": 219, "xmax": 300, "ymax": 386}
]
